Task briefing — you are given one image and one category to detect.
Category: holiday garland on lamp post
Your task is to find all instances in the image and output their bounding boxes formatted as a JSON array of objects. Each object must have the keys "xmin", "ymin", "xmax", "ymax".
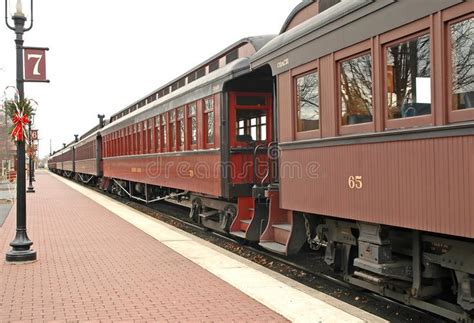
[{"xmin": 3, "ymin": 97, "xmax": 34, "ymax": 142}]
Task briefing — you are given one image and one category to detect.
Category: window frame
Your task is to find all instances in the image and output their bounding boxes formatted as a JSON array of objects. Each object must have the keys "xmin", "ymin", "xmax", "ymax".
[
  {"xmin": 142, "ymin": 120, "xmax": 147, "ymax": 154},
  {"xmin": 445, "ymin": 13, "xmax": 474, "ymax": 123},
  {"xmin": 133, "ymin": 124, "xmax": 137, "ymax": 155},
  {"xmin": 187, "ymin": 102, "xmax": 198, "ymax": 150},
  {"xmin": 177, "ymin": 106, "xmax": 185, "ymax": 151},
  {"xmin": 380, "ymin": 19, "xmax": 434, "ymax": 130},
  {"xmin": 292, "ymin": 60, "xmax": 321, "ymax": 140},
  {"xmin": 154, "ymin": 116, "xmax": 160, "ymax": 153},
  {"xmin": 148, "ymin": 118, "xmax": 154, "ymax": 154},
  {"xmin": 229, "ymin": 92, "xmax": 273, "ymax": 147},
  {"xmin": 117, "ymin": 130, "xmax": 121, "ymax": 156},
  {"xmin": 335, "ymin": 40, "xmax": 375, "ymax": 135},
  {"xmin": 203, "ymin": 96, "xmax": 215, "ymax": 148},
  {"xmin": 161, "ymin": 114, "xmax": 168, "ymax": 152},
  {"xmin": 128, "ymin": 125, "xmax": 132, "ymax": 155},
  {"xmin": 169, "ymin": 109, "xmax": 177, "ymax": 151},
  {"xmin": 137, "ymin": 122, "xmax": 142, "ymax": 155}
]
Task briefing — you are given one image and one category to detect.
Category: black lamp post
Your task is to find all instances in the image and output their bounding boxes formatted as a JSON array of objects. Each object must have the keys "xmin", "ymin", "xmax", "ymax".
[
  {"xmin": 5, "ymin": 0, "xmax": 37, "ymax": 262},
  {"xmin": 27, "ymin": 111, "xmax": 35, "ymax": 192}
]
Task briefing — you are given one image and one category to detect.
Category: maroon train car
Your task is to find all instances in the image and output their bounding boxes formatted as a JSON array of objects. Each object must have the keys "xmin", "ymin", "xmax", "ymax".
[
  {"xmin": 74, "ymin": 129, "xmax": 102, "ymax": 181},
  {"xmin": 251, "ymin": 0, "xmax": 474, "ymax": 319},
  {"xmin": 60, "ymin": 147, "xmax": 74, "ymax": 175},
  {"xmin": 47, "ymin": 151, "xmax": 61, "ymax": 173},
  {"xmin": 99, "ymin": 37, "xmax": 276, "ymax": 233}
]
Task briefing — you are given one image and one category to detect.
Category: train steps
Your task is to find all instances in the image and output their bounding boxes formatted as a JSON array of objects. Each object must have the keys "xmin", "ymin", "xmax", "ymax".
[
  {"xmin": 258, "ymin": 190, "xmax": 306, "ymax": 256},
  {"xmin": 230, "ymin": 198, "xmax": 268, "ymax": 242}
]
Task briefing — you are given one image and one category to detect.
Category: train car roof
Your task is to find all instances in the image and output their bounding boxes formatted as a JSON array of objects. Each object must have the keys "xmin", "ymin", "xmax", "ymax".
[
  {"xmin": 251, "ymin": 0, "xmax": 460, "ymax": 74},
  {"xmin": 251, "ymin": 0, "xmax": 370, "ymax": 72},
  {"xmin": 279, "ymin": 0, "xmax": 316, "ymax": 34},
  {"xmin": 49, "ymin": 151, "xmax": 62, "ymax": 159},
  {"xmin": 100, "ymin": 53, "xmax": 263, "ymax": 135},
  {"xmin": 74, "ymin": 129, "xmax": 99, "ymax": 148},
  {"xmin": 109, "ymin": 36, "xmax": 274, "ymax": 123}
]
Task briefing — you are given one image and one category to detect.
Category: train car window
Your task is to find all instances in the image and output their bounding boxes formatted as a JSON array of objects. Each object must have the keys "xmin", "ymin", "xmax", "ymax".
[
  {"xmin": 295, "ymin": 71, "xmax": 319, "ymax": 132},
  {"xmin": 226, "ymin": 49, "xmax": 238, "ymax": 64},
  {"xmin": 178, "ymin": 107, "xmax": 185, "ymax": 150},
  {"xmin": 320, "ymin": 0, "xmax": 342, "ymax": 13},
  {"xmin": 236, "ymin": 109, "xmax": 267, "ymax": 141},
  {"xmin": 125, "ymin": 128, "xmax": 129, "ymax": 155},
  {"xmin": 128, "ymin": 126, "xmax": 132, "ymax": 155},
  {"xmin": 340, "ymin": 53, "xmax": 373, "ymax": 126},
  {"xmin": 450, "ymin": 17, "xmax": 474, "ymax": 111},
  {"xmin": 188, "ymin": 72, "xmax": 196, "ymax": 84},
  {"xmin": 124, "ymin": 128, "xmax": 128, "ymax": 155},
  {"xmin": 188, "ymin": 103, "xmax": 197, "ymax": 146},
  {"xmin": 170, "ymin": 110, "xmax": 177, "ymax": 150},
  {"xmin": 149, "ymin": 118, "xmax": 154, "ymax": 154},
  {"xmin": 204, "ymin": 98, "xmax": 215, "ymax": 145},
  {"xmin": 161, "ymin": 115, "xmax": 167, "ymax": 152},
  {"xmin": 114, "ymin": 130, "xmax": 120, "ymax": 156},
  {"xmin": 126, "ymin": 130, "xmax": 130, "ymax": 155},
  {"xmin": 116, "ymin": 130, "xmax": 120, "ymax": 156},
  {"xmin": 133, "ymin": 124, "xmax": 137, "ymax": 154},
  {"xmin": 143, "ymin": 121, "xmax": 147, "ymax": 154},
  {"xmin": 236, "ymin": 96, "xmax": 266, "ymax": 106},
  {"xmin": 137, "ymin": 123, "xmax": 142, "ymax": 154},
  {"xmin": 209, "ymin": 60, "xmax": 219, "ymax": 73},
  {"xmin": 386, "ymin": 34, "xmax": 431, "ymax": 119},
  {"xmin": 196, "ymin": 67, "xmax": 206, "ymax": 79},
  {"xmin": 116, "ymin": 131, "xmax": 119, "ymax": 156},
  {"xmin": 155, "ymin": 117, "xmax": 160, "ymax": 152}
]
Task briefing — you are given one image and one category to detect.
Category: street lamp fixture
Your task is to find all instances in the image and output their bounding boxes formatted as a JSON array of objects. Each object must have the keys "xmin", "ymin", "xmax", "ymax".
[{"xmin": 5, "ymin": 0, "xmax": 36, "ymax": 262}]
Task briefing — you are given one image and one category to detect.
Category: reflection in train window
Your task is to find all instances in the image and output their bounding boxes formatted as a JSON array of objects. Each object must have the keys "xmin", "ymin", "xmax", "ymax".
[
  {"xmin": 295, "ymin": 71, "xmax": 319, "ymax": 131},
  {"xmin": 386, "ymin": 34, "xmax": 431, "ymax": 119},
  {"xmin": 451, "ymin": 17, "xmax": 474, "ymax": 110},
  {"xmin": 340, "ymin": 53, "xmax": 373, "ymax": 125}
]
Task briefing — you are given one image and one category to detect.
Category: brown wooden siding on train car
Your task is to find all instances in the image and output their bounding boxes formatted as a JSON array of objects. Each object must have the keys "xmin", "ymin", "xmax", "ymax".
[
  {"xmin": 279, "ymin": 135, "xmax": 474, "ymax": 239},
  {"xmin": 103, "ymin": 152, "xmax": 222, "ymax": 197},
  {"xmin": 62, "ymin": 161, "xmax": 74, "ymax": 172},
  {"xmin": 277, "ymin": 71, "xmax": 293, "ymax": 142},
  {"xmin": 75, "ymin": 158, "xmax": 98, "ymax": 176}
]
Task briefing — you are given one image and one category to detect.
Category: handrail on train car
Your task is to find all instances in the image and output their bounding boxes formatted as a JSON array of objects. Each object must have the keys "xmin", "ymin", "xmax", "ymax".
[
  {"xmin": 267, "ymin": 141, "xmax": 279, "ymax": 185},
  {"xmin": 253, "ymin": 143, "xmax": 267, "ymax": 186}
]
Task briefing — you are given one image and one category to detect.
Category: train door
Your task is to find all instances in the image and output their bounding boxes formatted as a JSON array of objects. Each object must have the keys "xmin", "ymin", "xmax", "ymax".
[{"xmin": 228, "ymin": 92, "xmax": 272, "ymax": 187}]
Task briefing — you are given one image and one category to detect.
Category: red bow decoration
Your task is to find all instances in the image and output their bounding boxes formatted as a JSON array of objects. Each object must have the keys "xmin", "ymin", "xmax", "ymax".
[{"xmin": 11, "ymin": 112, "xmax": 29, "ymax": 142}]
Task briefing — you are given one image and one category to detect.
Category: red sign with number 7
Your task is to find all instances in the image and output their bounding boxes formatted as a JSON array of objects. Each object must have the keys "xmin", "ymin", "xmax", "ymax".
[{"xmin": 24, "ymin": 48, "xmax": 47, "ymax": 81}]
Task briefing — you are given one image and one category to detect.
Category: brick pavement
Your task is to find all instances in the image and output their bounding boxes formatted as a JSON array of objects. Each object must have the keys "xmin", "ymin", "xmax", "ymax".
[{"xmin": 0, "ymin": 172, "xmax": 288, "ymax": 322}]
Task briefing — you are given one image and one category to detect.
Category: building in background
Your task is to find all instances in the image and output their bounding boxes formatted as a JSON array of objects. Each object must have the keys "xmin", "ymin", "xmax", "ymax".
[{"xmin": 0, "ymin": 108, "xmax": 16, "ymax": 178}]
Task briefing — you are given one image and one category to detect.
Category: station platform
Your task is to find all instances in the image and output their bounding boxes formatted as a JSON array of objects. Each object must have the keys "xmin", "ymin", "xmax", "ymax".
[{"xmin": 1, "ymin": 172, "xmax": 386, "ymax": 322}]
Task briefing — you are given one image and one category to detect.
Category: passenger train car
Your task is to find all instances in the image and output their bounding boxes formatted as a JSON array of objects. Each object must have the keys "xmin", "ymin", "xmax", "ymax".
[{"xmin": 49, "ymin": 0, "xmax": 474, "ymax": 320}]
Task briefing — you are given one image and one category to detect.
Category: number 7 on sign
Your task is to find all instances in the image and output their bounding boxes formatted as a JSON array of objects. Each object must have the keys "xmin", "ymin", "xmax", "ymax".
[
  {"xmin": 27, "ymin": 54, "xmax": 42, "ymax": 76},
  {"xmin": 23, "ymin": 47, "xmax": 49, "ymax": 82}
]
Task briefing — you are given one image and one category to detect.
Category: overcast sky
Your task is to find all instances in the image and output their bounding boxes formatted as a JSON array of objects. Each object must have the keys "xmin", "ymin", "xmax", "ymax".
[{"xmin": 0, "ymin": 0, "xmax": 301, "ymax": 157}]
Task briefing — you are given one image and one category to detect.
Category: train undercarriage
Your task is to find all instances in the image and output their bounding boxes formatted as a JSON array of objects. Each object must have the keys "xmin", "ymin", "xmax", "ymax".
[{"xmin": 62, "ymin": 171, "xmax": 474, "ymax": 322}]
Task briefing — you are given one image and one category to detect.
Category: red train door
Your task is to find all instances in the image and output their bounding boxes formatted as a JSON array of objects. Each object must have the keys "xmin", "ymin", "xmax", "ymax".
[{"xmin": 228, "ymin": 92, "xmax": 272, "ymax": 185}]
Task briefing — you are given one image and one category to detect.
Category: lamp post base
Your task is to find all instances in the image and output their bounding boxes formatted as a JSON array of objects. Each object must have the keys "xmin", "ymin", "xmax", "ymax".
[
  {"xmin": 6, "ymin": 230, "xmax": 37, "ymax": 263},
  {"xmin": 6, "ymin": 249, "xmax": 37, "ymax": 262}
]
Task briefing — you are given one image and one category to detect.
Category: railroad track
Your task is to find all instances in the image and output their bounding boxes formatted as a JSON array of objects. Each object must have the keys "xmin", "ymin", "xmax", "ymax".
[{"xmin": 83, "ymin": 182, "xmax": 443, "ymax": 323}]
